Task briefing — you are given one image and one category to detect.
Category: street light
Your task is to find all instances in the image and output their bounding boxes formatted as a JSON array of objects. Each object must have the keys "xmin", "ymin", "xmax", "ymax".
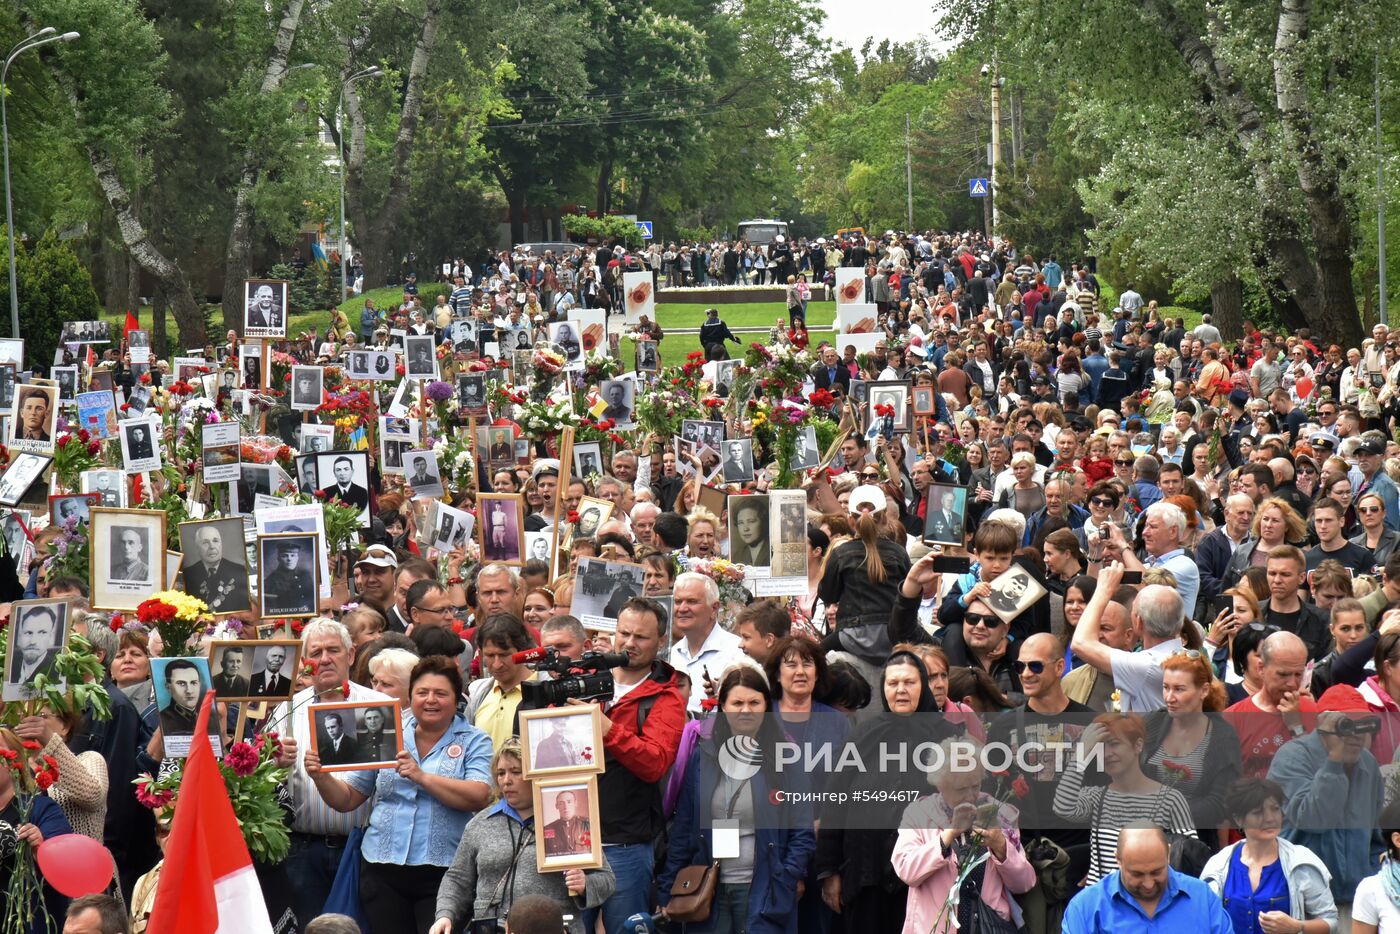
[
  {"xmin": 2, "ymin": 28, "xmax": 78, "ymax": 339},
  {"xmin": 337, "ymin": 66, "xmax": 381, "ymax": 304}
]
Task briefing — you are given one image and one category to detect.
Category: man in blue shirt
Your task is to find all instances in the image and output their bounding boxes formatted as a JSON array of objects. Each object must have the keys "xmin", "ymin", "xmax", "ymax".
[
  {"xmin": 1064, "ymin": 827, "xmax": 1232, "ymax": 932},
  {"xmin": 1081, "ymin": 338, "xmax": 1109, "ymax": 400}
]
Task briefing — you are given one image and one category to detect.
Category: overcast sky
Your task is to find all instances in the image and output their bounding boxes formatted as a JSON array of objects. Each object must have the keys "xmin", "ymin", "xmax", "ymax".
[{"xmin": 817, "ymin": 0, "xmax": 948, "ymax": 57}]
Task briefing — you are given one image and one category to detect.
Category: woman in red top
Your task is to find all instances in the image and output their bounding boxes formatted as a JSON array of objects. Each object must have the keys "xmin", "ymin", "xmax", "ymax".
[{"xmin": 788, "ymin": 316, "xmax": 810, "ymax": 350}]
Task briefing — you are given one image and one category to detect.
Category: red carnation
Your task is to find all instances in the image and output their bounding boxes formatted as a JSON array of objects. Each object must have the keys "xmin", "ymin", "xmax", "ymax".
[
  {"xmin": 1012, "ymin": 775, "xmax": 1031, "ymax": 799},
  {"xmin": 20, "ymin": 741, "xmax": 40, "ymax": 751}
]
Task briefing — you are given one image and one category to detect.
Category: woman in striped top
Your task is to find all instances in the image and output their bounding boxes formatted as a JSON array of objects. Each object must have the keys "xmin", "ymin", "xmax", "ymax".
[{"xmin": 1052, "ymin": 713, "xmax": 1197, "ymax": 884}]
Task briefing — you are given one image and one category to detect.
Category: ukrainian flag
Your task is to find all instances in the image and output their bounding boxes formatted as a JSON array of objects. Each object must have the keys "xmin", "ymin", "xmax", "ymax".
[
  {"xmin": 311, "ymin": 240, "xmax": 329, "ymax": 272},
  {"xmin": 348, "ymin": 425, "xmax": 369, "ymax": 451}
]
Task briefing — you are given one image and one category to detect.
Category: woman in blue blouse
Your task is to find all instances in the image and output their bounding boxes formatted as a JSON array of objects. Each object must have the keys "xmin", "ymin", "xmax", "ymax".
[{"xmin": 306, "ymin": 655, "xmax": 493, "ymax": 933}]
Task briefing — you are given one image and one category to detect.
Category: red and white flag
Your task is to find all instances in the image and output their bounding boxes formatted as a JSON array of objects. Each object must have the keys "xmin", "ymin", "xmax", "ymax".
[{"xmin": 146, "ymin": 694, "xmax": 273, "ymax": 934}]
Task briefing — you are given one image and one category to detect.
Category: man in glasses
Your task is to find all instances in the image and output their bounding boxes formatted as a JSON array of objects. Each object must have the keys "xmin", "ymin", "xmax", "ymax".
[{"xmin": 940, "ymin": 595, "xmax": 1022, "ymax": 703}]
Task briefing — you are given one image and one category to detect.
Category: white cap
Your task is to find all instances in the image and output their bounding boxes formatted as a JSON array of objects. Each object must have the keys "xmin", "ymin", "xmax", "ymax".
[{"xmin": 848, "ymin": 485, "xmax": 888, "ymax": 516}]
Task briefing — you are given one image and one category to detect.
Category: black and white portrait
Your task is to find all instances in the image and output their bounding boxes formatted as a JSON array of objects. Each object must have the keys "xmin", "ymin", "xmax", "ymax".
[
  {"xmin": 235, "ymin": 463, "xmax": 277, "ymax": 515},
  {"xmin": 403, "ymin": 334, "xmax": 437, "ymax": 380},
  {"xmin": 2, "ymin": 512, "xmax": 30, "ymax": 564},
  {"xmin": 721, "ymin": 438, "xmax": 754, "ymax": 484},
  {"xmin": 151, "ymin": 657, "xmax": 220, "ymax": 758},
  {"xmin": 290, "ymin": 366, "xmax": 324, "ymax": 412},
  {"xmin": 426, "ymin": 502, "xmax": 474, "ymax": 553},
  {"xmin": 866, "ymin": 380, "xmax": 912, "ymax": 436},
  {"xmin": 487, "ymin": 427, "xmax": 514, "ymax": 466},
  {"xmin": 479, "ymin": 494, "xmax": 524, "ymax": 565},
  {"xmin": 243, "ymin": 279, "xmax": 288, "ymax": 338},
  {"xmin": 404, "ymin": 450, "xmax": 444, "ymax": 499},
  {"xmin": 0, "ymin": 454, "xmax": 49, "ymax": 507},
  {"xmin": 572, "ymin": 557, "xmax": 645, "ymax": 630},
  {"xmin": 10, "ymin": 384, "xmax": 57, "ymax": 453},
  {"xmin": 111, "ymin": 524, "xmax": 152, "ymax": 583},
  {"xmin": 258, "ymin": 533, "xmax": 319, "ymax": 618},
  {"xmin": 3, "ymin": 600, "xmax": 69, "ymax": 701},
  {"xmin": 208, "ymin": 640, "xmax": 300, "ymax": 702},
  {"xmin": 312, "ymin": 702, "xmax": 402, "ymax": 772},
  {"xmin": 299, "ymin": 424, "xmax": 335, "ymax": 454},
  {"xmin": 635, "ymin": 340, "xmax": 659, "ymax": 373},
  {"xmin": 59, "ymin": 320, "xmax": 111, "ymax": 345},
  {"xmin": 680, "ymin": 420, "xmax": 724, "ymax": 450},
  {"xmin": 311, "ymin": 451, "xmax": 371, "ymax": 527},
  {"xmin": 599, "ymin": 379, "xmax": 635, "ymax": 428},
  {"xmin": 53, "ymin": 366, "xmax": 78, "ymax": 402},
  {"xmin": 791, "ymin": 425, "xmax": 820, "ymax": 471},
  {"xmin": 524, "ymin": 531, "xmax": 552, "ymax": 566},
  {"xmin": 0, "ymin": 364, "xmax": 16, "ymax": 411},
  {"xmin": 769, "ymin": 491, "xmax": 808, "ymax": 578},
  {"xmin": 48, "ymin": 494, "xmax": 96, "ymax": 528},
  {"xmin": 712, "ymin": 359, "xmax": 739, "ymax": 398},
  {"xmin": 984, "ymin": 561, "xmax": 1048, "ymax": 625},
  {"xmin": 120, "ymin": 419, "xmax": 161, "ymax": 473},
  {"xmin": 727, "ymin": 494, "xmax": 770, "ymax": 567},
  {"xmin": 81, "ymin": 469, "xmax": 126, "ymax": 508},
  {"xmin": 457, "ymin": 374, "xmax": 487, "ymax": 416},
  {"xmin": 240, "ymin": 343, "xmax": 264, "ymax": 390},
  {"xmin": 179, "ymin": 518, "xmax": 251, "ymax": 615},
  {"xmin": 573, "ymin": 442, "xmax": 602, "ymax": 480},
  {"xmin": 90, "ymin": 509, "xmax": 165, "ymax": 610},
  {"xmin": 922, "ymin": 483, "xmax": 968, "ymax": 547},
  {"xmin": 548, "ymin": 321, "xmax": 583, "ymax": 367},
  {"xmin": 913, "ymin": 386, "xmax": 936, "ymax": 417}
]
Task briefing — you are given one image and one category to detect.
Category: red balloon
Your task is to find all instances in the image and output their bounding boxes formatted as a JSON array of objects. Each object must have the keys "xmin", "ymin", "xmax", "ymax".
[{"xmin": 36, "ymin": 835, "xmax": 114, "ymax": 897}]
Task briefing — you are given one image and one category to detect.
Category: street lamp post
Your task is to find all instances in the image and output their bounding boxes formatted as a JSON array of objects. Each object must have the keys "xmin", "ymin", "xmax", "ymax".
[
  {"xmin": 337, "ymin": 66, "xmax": 381, "ymax": 305},
  {"xmin": 2, "ymin": 28, "xmax": 79, "ymax": 339}
]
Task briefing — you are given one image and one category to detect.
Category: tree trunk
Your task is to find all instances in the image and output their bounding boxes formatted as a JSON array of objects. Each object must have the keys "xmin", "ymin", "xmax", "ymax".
[
  {"xmin": 221, "ymin": 0, "xmax": 306, "ymax": 333},
  {"xmin": 344, "ymin": 0, "xmax": 441, "ymax": 291},
  {"xmin": 1209, "ymin": 274, "xmax": 1244, "ymax": 340},
  {"xmin": 1272, "ymin": 0, "xmax": 1363, "ymax": 349},
  {"xmin": 596, "ymin": 158, "xmax": 613, "ymax": 215}
]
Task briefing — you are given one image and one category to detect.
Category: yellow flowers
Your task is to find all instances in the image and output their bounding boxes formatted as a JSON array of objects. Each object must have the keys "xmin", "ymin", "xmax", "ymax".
[
  {"xmin": 751, "ymin": 411, "xmax": 768, "ymax": 428},
  {"xmin": 148, "ymin": 590, "xmax": 210, "ymax": 622}
]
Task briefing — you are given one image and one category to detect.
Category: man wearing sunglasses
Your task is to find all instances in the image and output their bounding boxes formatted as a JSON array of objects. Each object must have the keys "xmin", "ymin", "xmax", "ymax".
[{"xmin": 940, "ymin": 597, "xmax": 1022, "ymax": 703}]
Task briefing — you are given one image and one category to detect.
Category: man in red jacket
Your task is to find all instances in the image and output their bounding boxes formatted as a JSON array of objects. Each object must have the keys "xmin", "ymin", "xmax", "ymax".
[{"xmin": 574, "ymin": 596, "xmax": 686, "ymax": 933}]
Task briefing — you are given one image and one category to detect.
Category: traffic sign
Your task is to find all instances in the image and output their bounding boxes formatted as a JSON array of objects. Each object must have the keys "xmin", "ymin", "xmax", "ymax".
[
  {"xmin": 636, "ymin": 220, "xmax": 654, "ymax": 239},
  {"xmin": 969, "ymin": 178, "xmax": 989, "ymax": 198}
]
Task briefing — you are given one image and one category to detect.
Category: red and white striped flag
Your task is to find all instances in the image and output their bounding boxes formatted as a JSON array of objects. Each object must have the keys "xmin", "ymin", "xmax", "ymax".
[{"xmin": 146, "ymin": 693, "xmax": 273, "ymax": 934}]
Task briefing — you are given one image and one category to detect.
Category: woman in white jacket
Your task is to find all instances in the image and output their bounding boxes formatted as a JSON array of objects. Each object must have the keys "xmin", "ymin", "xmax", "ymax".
[{"xmin": 1201, "ymin": 778, "xmax": 1337, "ymax": 934}]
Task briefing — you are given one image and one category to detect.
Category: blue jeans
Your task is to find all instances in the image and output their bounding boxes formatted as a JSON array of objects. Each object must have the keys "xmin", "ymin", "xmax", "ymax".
[
  {"xmin": 715, "ymin": 882, "xmax": 750, "ymax": 934},
  {"xmin": 588, "ymin": 842, "xmax": 654, "ymax": 934},
  {"xmin": 284, "ymin": 834, "xmax": 349, "ymax": 928}
]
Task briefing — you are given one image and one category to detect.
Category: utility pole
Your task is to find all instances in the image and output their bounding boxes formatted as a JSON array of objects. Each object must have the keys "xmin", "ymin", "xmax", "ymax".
[
  {"xmin": 1380, "ymin": 48, "xmax": 1389, "ymax": 326},
  {"xmin": 904, "ymin": 113, "xmax": 913, "ymax": 231},
  {"xmin": 990, "ymin": 61, "xmax": 1002, "ymax": 238}
]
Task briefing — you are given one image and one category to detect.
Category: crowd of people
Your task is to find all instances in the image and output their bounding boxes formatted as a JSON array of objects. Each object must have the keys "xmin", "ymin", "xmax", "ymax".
[{"xmin": 17, "ymin": 227, "xmax": 1400, "ymax": 934}]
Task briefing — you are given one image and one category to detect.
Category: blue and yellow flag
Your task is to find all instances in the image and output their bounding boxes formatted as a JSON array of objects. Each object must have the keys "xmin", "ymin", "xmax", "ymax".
[
  {"xmin": 348, "ymin": 425, "xmax": 369, "ymax": 451},
  {"xmin": 311, "ymin": 240, "xmax": 329, "ymax": 272}
]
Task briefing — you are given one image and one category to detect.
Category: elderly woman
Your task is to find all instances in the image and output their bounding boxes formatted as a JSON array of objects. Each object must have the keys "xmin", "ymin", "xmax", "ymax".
[
  {"xmin": 14, "ymin": 705, "xmax": 108, "ymax": 841},
  {"xmin": 430, "ymin": 739, "xmax": 614, "ymax": 934},
  {"xmin": 367, "ymin": 647, "xmax": 419, "ymax": 705},
  {"xmin": 112, "ymin": 628, "xmax": 155, "ymax": 710},
  {"xmin": 0, "ymin": 728, "xmax": 75, "ymax": 931},
  {"xmin": 307, "ymin": 655, "xmax": 493, "ymax": 933},
  {"xmin": 892, "ymin": 736, "xmax": 1035, "ymax": 934}
]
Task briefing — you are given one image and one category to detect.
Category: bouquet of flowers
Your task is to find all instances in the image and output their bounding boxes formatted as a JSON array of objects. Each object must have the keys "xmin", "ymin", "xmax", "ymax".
[
  {"xmin": 51, "ymin": 429, "xmax": 103, "ymax": 492},
  {"xmin": 516, "ymin": 397, "xmax": 575, "ymax": 440},
  {"xmin": 0, "ymin": 743, "xmax": 60, "ymax": 934},
  {"xmin": 684, "ymin": 557, "xmax": 752, "ymax": 608},
  {"xmin": 582, "ymin": 351, "xmax": 621, "ymax": 384},
  {"xmin": 432, "ymin": 431, "xmax": 478, "ymax": 493},
  {"xmin": 135, "ymin": 591, "xmax": 214, "ymax": 657}
]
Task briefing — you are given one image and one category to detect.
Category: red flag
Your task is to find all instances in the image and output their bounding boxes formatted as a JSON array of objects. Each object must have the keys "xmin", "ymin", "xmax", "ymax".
[
  {"xmin": 146, "ymin": 694, "xmax": 272, "ymax": 934},
  {"xmin": 123, "ymin": 310, "xmax": 140, "ymax": 340}
]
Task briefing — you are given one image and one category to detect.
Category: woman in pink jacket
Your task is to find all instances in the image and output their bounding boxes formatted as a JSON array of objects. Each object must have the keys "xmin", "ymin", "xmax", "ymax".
[{"xmin": 891, "ymin": 737, "xmax": 1035, "ymax": 934}]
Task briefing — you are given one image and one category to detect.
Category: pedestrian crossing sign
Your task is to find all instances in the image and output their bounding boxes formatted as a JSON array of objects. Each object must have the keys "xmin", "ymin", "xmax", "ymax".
[{"xmin": 969, "ymin": 178, "xmax": 989, "ymax": 197}]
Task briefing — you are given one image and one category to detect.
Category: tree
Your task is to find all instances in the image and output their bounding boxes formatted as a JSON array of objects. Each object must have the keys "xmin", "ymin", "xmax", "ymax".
[{"xmin": 0, "ymin": 229, "xmax": 102, "ymax": 370}]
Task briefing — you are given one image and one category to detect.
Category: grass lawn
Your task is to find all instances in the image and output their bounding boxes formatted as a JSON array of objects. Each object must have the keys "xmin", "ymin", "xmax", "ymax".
[{"xmin": 655, "ymin": 299, "xmax": 835, "ymax": 330}]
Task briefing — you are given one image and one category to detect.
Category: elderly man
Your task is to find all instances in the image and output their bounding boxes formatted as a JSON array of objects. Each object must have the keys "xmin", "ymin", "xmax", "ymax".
[
  {"xmin": 1269, "ymin": 708, "xmax": 1384, "ymax": 907},
  {"xmin": 1071, "ymin": 564, "xmax": 1185, "ymax": 712},
  {"xmin": 1196, "ymin": 493, "xmax": 1255, "ymax": 607},
  {"xmin": 1102, "ymin": 501, "xmax": 1200, "ymax": 613},
  {"xmin": 1226, "ymin": 631, "xmax": 1319, "ymax": 778},
  {"xmin": 629, "ymin": 502, "xmax": 659, "ymax": 546},
  {"xmin": 1062, "ymin": 827, "xmax": 1232, "ymax": 932},
  {"xmin": 474, "ymin": 564, "xmax": 522, "ymax": 621},
  {"xmin": 268, "ymin": 619, "xmax": 389, "ymax": 925},
  {"xmin": 668, "ymin": 571, "xmax": 743, "ymax": 713},
  {"xmin": 1022, "ymin": 477, "xmax": 1087, "ymax": 546}
]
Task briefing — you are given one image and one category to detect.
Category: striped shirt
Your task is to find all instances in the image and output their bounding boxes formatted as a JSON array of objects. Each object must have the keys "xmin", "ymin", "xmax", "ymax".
[
  {"xmin": 270, "ymin": 681, "xmax": 391, "ymax": 836},
  {"xmin": 1054, "ymin": 764, "xmax": 1196, "ymax": 884},
  {"xmin": 450, "ymin": 285, "xmax": 474, "ymax": 316}
]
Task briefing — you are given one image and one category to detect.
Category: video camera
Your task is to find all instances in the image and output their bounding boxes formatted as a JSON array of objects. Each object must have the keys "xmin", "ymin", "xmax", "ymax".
[{"xmin": 516, "ymin": 646, "xmax": 628, "ymax": 708}]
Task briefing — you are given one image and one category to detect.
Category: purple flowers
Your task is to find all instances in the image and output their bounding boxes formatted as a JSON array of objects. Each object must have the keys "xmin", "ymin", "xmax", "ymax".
[{"xmin": 426, "ymin": 380, "xmax": 454, "ymax": 403}]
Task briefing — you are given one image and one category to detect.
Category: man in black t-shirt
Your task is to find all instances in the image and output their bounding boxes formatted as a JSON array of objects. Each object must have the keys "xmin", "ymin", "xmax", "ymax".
[{"xmin": 1305, "ymin": 498, "xmax": 1374, "ymax": 574}]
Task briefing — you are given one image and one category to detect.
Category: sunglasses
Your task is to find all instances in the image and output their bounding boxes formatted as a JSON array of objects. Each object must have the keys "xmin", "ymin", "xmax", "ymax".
[
  {"xmin": 1298, "ymin": 466, "xmax": 1317, "ymax": 474},
  {"xmin": 860, "ymin": 472, "xmax": 880, "ymax": 480},
  {"xmin": 1090, "ymin": 497, "xmax": 1115, "ymax": 508},
  {"xmin": 964, "ymin": 612, "xmax": 1005, "ymax": 629},
  {"xmin": 1360, "ymin": 505, "xmax": 1384, "ymax": 514},
  {"xmin": 1115, "ymin": 460, "xmax": 1134, "ymax": 467},
  {"xmin": 1169, "ymin": 649, "xmax": 1203, "ymax": 659},
  {"xmin": 1245, "ymin": 622, "xmax": 1282, "ymax": 635},
  {"xmin": 1012, "ymin": 659, "xmax": 1046, "ymax": 674}
]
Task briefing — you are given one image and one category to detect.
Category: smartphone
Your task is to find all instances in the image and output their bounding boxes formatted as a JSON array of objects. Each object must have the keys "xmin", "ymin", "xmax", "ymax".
[
  {"xmin": 1209, "ymin": 594, "xmax": 1234, "ymax": 621},
  {"xmin": 932, "ymin": 555, "xmax": 972, "ymax": 573},
  {"xmin": 1120, "ymin": 571, "xmax": 1144, "ymax": 584}
]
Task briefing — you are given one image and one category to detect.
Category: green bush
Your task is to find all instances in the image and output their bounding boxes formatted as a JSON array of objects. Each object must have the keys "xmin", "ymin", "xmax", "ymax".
[
  {"xmin": 562, "ymin": 214, "xmax": 643, "ymax": 250},
  {"xmin": 0, "ymin": 229, "xmax": 102, "ymax": 371}
]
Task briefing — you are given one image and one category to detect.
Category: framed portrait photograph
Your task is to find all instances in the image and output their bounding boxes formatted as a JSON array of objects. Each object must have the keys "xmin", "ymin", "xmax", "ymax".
[
  {"xmin": 523, "ymin": 530, "xmax": 553, "ymax": 566},
  {"xmin": 235, "ymin": 462, "xmax": 279, "ymax": 516},
  {"xmin": 598, "ymin": 379, "xmax": 635, "ymax": 429},
  {"xmin": 178, "ymin": 517, "xmax": 252, "ymax": 615},
  {"xmin": 457, "ymin": 373, "xmax": 487, "ymax": 417},
  {"xmin": 403, "ymin": 449, "xmax": 445, "ymax": 500},
  {"xmin": 565, "ymin": 496, "xmax": 613, "ymax": 551},
  {"xmin": 3, "ymin": 599, "xmax": 70, "ymax": 701},
  {"xmin": 201, "ymin": 421, "xmax": 242, "ymax": 484},
  {"xmin": 634, "ymin": 340, "xmax": 659, "ymax": 373},
  {"xmin": 403, "ymin": 334, "xmax": 438, "ymax": 380},
  {"xmin": 548, "ymin": 321, "xmax": 584, "ymax": 369},
  {"xmin": 119, "ymin": 418, "xmax": 162, "ymax": 474},
  {"xmin": 150, "ymin": 656, "xmax": 221, "ymax": 758},
  {"xmin": 125, "ymin": 384, "xmax": 152, "ymax": 417},
  {"xmin": 80, "ymin": 469, "xmax": 126, "ymax": 508},
  {"xmin": 912, "ymin": 385, "xmax": 936, "ymax": 417},
  {"xmin": 9, "ymin": 384, "xmax": 57, "ymax": 453},
  {"xmin": 478, "ymin": 493, "xmax": 525, "ymax": 565},
  {"xmin": 572, "ymin": 557, "xmax": 644, "ymax": 631},
  {"xmin": 1, "ymin": 511, "xmax": 31, "ymax": 563},
  {"xmin": 922, "ymin": 482, "xmax": 969, "ymax": 547},
  {"xmin": 239, "ymin": 342, "xmax": 267, "ymax": 391},
  {"xmin": 790, "ymin": 425, "xmax": 821, "ymax": 472},
  {"xmin": 984, "ymin": 560, "xmax": 1049, "ymax": 626},
  {"xmin": 299, "ymin": 423, "xmax": 335, "ymax": 455},
  {"xmin": 207, "ymin": 639, "xmax": 301, "ymax": 702},
  {"xmin": 572, "ymin": 441, "xmax": 603, "ymax": 480},
  {"xmin": 0, "ymin": 454, "xmax": 51, "ymax": 508},
  {"xmin": 680, "ymin": 419, "xmax": 725, "ymax": 449},
  {"xmin": 768, "ymin": 490, "xmax": 808, "ymax": 579},
  {"xmin": 485, "ymin": 427, "xmax": 515, "ymax": 468},
  {"xmin": 727, "ymin": 494, "xmax": 770, "ymax": 567},
  {"xmin": 866, "ymin": 380, "xmax": 912, "ymax": 436},
  {"xmin": 243, "ymin": 279, "xmax": 288, "ymax": 338},
  {"xmin": 52, "ymin": 365, "xmax": 78, "ymax": 403},
  {"xmin": 720, "ymin": 438, "xmax": 755, "ymax": 484},
  {"xmin": 90, "ymin": 507, "xmax": 166, "ymax": 611},
  {"xmin": 309, "ymin": 700, "xmax": 403, "ymax": 772},
  {"xmin": 290, "ymin": 366, "xmax": 324, "ymax": 412},
  {"xmin": 256, "ymin": 503, "xmax": 332, "ymax": 601},
  {"xmin": 533, "ymin": 776, "xmax": 604, "ymax": 872},
  {"xmin": 88, "ymin": 370, "xmax": 114, "ymax": 394},
  {"xmin": 308, "ymin": 451, "xmax": 371, "ymax": 528},
  {"xmin": 520, "ymin": 705, "xmax": 605, "ymax": 779},
  {"xmin": 257, "ymin": 533, "xmax": 320, "ymax": 619},
  {"xmin": 48, "ymin": 493, "xmax": 97, "ymax": 528}
]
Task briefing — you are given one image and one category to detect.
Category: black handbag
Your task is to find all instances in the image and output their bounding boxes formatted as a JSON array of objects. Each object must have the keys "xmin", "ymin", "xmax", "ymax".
[{"xmin": 975, "ymin": 898, "xmax": 1025, "ymax": 934}]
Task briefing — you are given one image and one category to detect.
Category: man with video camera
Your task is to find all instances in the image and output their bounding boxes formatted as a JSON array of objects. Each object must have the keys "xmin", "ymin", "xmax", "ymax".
[{"xmin": 572, "ymin": 596, "xmax": 685, "ymax": 933}]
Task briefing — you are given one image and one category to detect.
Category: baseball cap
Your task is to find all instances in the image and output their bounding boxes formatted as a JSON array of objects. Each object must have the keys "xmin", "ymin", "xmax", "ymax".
[
  {"xmin": 848, "ymin": 485, "xmax": 888, "ymax": 516},
  {"xmin": 1356, "ymin": 438, "xmax": 1386, "ymax": 456},
  {"xmin": 1228, "ymin": 389, "xmax": 1250, "ymax": 409},
  {"xmin": 356, "ymin": 544, "xmax": 398, "ymax": 570}
]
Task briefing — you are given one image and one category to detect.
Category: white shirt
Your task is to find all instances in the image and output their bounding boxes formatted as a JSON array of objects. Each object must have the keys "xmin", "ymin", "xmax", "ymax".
[
  {"xmin": 270, "ymin": 680, "xmax": 390, "ymax": 835},
  {"xmin": 669, "ymin": 623, "xmax": 743, "ymax": 713},
  {"xmin": 992, "ymin": 463, "xmax": 1047, "ymax": 501},
  {"xmin": 1354, "ymin": 873, "xmax": 1400, "ymax": 932},
  {"xmin": 1106, "ymin": 638, "xmax": 1183, "ymax": 712}
]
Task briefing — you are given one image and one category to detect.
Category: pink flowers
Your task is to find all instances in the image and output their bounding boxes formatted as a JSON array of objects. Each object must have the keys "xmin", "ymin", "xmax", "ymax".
[
  {"xmin": 134, "ymin": 775, "xmax": 174, "ymax": 810},
  {"xmin": 224, "ymin": 742, "xmax": 260, "ymax": 778}
]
